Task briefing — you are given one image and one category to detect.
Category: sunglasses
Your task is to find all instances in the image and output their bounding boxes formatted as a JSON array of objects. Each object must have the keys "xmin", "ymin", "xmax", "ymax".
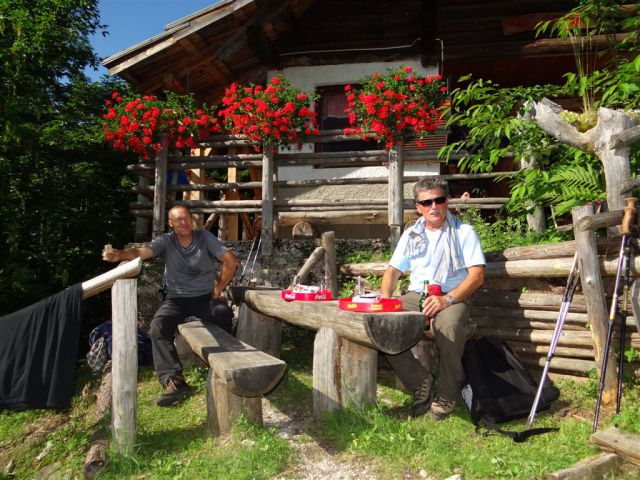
[{"xmin": 416, "ymin": 196, "xmax": 447, "ymax": 207}]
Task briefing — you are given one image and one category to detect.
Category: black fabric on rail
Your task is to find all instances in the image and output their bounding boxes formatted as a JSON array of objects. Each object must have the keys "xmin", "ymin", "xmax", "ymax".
[{"xmin": 0, "ymin": 284, "xmax": 83, "ymax": 410}]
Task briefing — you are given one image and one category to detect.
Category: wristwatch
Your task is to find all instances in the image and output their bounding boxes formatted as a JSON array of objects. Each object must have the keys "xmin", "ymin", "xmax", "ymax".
[{"xmin": 445, "ymin": 294, "xmax": 456, "ymax": 306}]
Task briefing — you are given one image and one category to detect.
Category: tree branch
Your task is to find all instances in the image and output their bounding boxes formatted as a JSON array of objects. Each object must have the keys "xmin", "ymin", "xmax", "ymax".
[
  {"xmin": 611, "ymin": 124, "xmax": 640, "ymax": 150},
  {"xmin": 531, "ymin": 99, "xmax": 594, "ymax": 153}
]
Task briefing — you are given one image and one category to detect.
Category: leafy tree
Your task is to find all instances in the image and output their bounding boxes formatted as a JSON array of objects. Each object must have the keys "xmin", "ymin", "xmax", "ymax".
[
  {"xmin": 441, "ymin": 0, "xmax": 640, "ymax": 223},
  {"xmin": 0, "ymin": 0, "xmax": 133, "ymax": 314}
]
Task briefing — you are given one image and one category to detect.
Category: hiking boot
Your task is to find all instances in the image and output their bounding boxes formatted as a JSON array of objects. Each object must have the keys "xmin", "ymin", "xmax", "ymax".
[
  {"xmin": 429, "ymin": 397, "xmax": 456, "ymax": 420},
  {"xmin": 411, "ymin": 375, "xmax": 434, "ymax": 417},
  {"xmin": 155, "ymin": 375, "xmax": 194, "ymax": 407}
]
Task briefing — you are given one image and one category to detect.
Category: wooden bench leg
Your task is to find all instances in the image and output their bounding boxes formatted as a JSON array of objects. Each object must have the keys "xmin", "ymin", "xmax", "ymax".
[
  {"xmin": 206, "ymin": 369, "xmax": 262, "ymax": 436},
  {"xmin": 313, "ymin": 327, "xmax": 377, "ymax": 419},
  {"xmin": 236, "ymin": 303, "xmax": 282, "ymax": 358}
]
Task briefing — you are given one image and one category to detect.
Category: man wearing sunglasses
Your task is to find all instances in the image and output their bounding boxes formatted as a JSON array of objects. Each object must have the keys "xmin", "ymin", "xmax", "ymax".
[{"xmin": 381, "ymin": 177, "xmax": 485, "ymax": 420}]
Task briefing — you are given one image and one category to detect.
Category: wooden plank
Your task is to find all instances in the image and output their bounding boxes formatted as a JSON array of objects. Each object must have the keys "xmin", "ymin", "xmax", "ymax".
[
  {"xmin": 544, "ymin": 453, "xmax": 622, "ymax": 480},
  {"xmin": 591, "ymin": 428, "xmax": 640, "ymax": 468},
  {"xmin": 178, "ymin": 320, "xmax": 286, "ymax": 397},
  {"xmin": 111, "ymin": 279, "xmax": 138, "ymax": 457},
  {"xmin": 484, "ymin": 239, "xmax": 621, "ymax": 262},
  {"xmin": 242, "ymin": 290, "xmax": 425, "ymax": 354}
]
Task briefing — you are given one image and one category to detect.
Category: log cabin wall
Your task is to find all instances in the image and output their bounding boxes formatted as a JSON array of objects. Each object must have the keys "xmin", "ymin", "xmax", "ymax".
[{"xmin": 105, "ymin": 0, "xmax": 593, "ymax": 242}]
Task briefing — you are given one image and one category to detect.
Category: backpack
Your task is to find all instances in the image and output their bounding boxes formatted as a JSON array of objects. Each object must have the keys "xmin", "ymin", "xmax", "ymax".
[{"xmin": 461, "ymin": 336, "xmax": 560, "ymax": 442}]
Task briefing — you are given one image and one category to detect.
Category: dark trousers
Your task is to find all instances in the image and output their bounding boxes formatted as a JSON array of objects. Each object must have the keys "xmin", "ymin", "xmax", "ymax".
[{"xmin": 150, "ymin": 294, "xmax": 232, "ymax": 385}]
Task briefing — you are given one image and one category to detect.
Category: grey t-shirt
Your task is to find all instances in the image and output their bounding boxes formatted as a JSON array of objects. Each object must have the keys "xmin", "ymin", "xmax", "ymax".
[{"xmin": 150, "ymin": 229, "xmax": 229, "ymax": 298}]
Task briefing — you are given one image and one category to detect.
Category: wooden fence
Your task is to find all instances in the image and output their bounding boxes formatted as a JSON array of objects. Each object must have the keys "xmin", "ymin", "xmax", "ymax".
[{"xmin": 127, "ymin": 131, "xmax": 512, "ymax": 251}]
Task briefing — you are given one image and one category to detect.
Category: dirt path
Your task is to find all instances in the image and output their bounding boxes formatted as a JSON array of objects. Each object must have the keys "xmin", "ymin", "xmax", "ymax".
[{"xmin": 262, "ymin": 400, "xmax": 380, "ymax": 480}]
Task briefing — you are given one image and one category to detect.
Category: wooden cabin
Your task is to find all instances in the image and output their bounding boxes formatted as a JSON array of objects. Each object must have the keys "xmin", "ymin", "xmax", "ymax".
[{"xmin": 103, "ymin": 0, "xmax": 584, "ymax": 242}]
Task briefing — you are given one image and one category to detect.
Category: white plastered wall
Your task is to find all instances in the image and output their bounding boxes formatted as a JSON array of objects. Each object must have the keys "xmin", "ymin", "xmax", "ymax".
[{"xmin": 268, "ymin": 60, "xmax": 441, "ymax": 201}]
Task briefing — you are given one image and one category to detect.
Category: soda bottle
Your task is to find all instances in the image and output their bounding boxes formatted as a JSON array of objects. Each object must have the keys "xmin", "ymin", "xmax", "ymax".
[
  {"xmin": 354, "ymin": 276, "xmax": 363, "ymax": 297},
  {"xmin": 418, "ymin": 280, "xmax": 429, "ymax": 313}
]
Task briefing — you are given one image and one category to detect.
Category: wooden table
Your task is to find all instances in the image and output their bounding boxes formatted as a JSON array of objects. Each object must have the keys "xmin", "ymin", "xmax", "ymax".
[{"xmin": 231, "ymin": 287, "xmax": 426, "ymax": 418}]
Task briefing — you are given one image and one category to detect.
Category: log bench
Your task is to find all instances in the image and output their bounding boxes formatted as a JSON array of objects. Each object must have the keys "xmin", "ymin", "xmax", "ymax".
[
  {"xmin": 177, "ymin": 319, "xmax": 287, "ymax": 436},
  {"xmin": 231, "ymin": 287, "xmax": 426, "ymax": 418}
]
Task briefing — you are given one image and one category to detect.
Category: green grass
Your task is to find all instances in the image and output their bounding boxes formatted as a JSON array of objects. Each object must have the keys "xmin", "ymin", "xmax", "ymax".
[{"xmin": 2, "ymin": 325, "xmax": 640, "ymax": 479}]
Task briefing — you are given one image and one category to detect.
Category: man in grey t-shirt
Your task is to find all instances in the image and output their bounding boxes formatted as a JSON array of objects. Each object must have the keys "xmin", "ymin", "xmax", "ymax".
[{"xmin": 103, "ymin": 206, "xmax": 239, "ymax": 406}]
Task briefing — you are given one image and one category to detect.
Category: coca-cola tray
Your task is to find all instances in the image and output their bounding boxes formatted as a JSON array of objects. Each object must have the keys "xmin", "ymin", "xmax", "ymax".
[
  {"xmin": 338, "ymin": 297, "xmax": 403, "ymax": 313},
  {"xmin": 281, "ymin": 289, "xmax": 333, "ymax": 301}
]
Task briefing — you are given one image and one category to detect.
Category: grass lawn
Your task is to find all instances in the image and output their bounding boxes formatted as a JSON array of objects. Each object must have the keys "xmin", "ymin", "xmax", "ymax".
[{"xmin": 1, "ymin": 325, "xmax": 640, "ymax": 479}]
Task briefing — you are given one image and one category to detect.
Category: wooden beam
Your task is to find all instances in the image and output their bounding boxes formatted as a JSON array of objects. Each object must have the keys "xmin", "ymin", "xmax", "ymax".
[{"xmin": 502, "ymin": 12, "xmax": 564, "ymax": 36}]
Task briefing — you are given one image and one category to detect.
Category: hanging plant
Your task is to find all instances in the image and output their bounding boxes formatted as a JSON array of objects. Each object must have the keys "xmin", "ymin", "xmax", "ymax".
[
  {"xmin": 344, "ymin": 65, "xmax": 449, "ymax": 148},
  {"xmin": 102, "ymin": 91, "xmax": 221, "ymax": 159},
  {"xmin": 218, "ymin": 75, "xmax": 319, "ymax": 151}
]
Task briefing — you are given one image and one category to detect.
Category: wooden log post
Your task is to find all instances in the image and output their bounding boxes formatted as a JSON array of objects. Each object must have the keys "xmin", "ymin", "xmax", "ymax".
[
  {"xmin": 313, "ymin": 328, "xmax": 377, "ymax": 419},
  {"xmin": 236, "ymin": 303, "xmax": 282, "ymax": 358},
  {"xmin": 152, "ymin": 140, "xmax": 168, "ymax": 239},
  {"xmin": 313, "ymin": 327, "xmax": 342, "ymax": 418},
  {"xmin": 261, "ymin": 148, "xmax": 274, "ymax": 257},
  {"xmin": 572, "ymin": 204, "xmax": 618, "ymax": 405},
  {"xmin": 322, "ymin": 231, "xmax": 338, "ymax": 297},
  {"xmin": 134, "ymin": 174, "xmax": 150, "ymax": 242},
  {"xmin": 388, "ymin": 145, "xmax": 404, "ymax": 248},
  {"xmin": 519, "ymin": 153, "xmax": 546, "ymax": 233},
  {"xmin": 178, "ymin": 321, "xmax": 286, "ymax": 436},
  {"xmin": 111, "ymin": 278, "xmax": 138, "ymax": 457},
  {"xmin": 296, "ymin": 246, "xmax": 325, "ymax": 284}
]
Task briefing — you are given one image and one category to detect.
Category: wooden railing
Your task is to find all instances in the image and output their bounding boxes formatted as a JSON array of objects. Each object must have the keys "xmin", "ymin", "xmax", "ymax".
[{"xmin": 127, "ymin": 131, "xmax": 512, "ymax": 253}]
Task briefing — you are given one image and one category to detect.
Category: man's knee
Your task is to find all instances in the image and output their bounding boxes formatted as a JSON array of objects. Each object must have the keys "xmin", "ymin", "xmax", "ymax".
[
  {"xmin": 150, "ymin": 315, "xmax": 175, "ymax": 340},
  {"xmin": 210, "ymin": 300, "xmax": 233, "ymax": 333}
]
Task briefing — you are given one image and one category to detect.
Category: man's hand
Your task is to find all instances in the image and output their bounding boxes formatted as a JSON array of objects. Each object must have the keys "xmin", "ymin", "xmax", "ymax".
[
  {"xmin": 422, "ymin": 294, "xmax": 448, "ymax": 317},
  {"xmin": 102, "ymin": 245, "xmax": 121, "ymax": 263}
]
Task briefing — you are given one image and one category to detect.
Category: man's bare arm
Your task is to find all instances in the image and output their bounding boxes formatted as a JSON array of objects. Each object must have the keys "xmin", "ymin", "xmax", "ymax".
[
  {"xmin": 381, "ymin": 265, "xmax": 403, "ymax": 298},
  {"xmin": 102, "ymin": 245, "xmax": 153, "ymax": 263},
  {"xmin": 212, "ymin": 250, "xmax": 239, "ymax": 298}
]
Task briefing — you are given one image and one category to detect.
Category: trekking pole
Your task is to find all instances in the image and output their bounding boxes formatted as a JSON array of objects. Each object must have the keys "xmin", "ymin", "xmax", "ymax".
[
  {"xmin": 238, "ymin": 233, "xmax": 260, "ymax": 285},
  {"xmin": 527, "ymin": 252, "xmax": 579, "ymax": 426},
  {"xmin": 616, "ymin": 242, "xmax": 631, "ymax": 415},
  {"xmin": 247, "ymin": 233, "xmax": 262, "ymax": 283},
  {"xmin": 593, "ymin": 197, "xmax": 637, "ymax": 433},
  {"xmin": 616, "ymin": 200, "xmax": 637, "ymax": 414}
]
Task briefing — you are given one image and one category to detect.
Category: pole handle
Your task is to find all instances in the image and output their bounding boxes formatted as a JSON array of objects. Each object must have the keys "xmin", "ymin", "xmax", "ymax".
[{"xmin": 621, "ymin": 197, "xmax": 637, "ymax": 236}]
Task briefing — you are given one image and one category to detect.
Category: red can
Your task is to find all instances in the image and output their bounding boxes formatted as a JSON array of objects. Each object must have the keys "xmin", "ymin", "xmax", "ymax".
[{"xmin": 428, "ymin": 284, "xmax": 443, "ymax": 296}]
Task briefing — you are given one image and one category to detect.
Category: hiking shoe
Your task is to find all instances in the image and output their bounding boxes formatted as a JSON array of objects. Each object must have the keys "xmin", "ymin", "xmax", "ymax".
[
  {"xmin": 411, "ymin": 375, "xmax": 434, "ymax": 417},
  {"xmin": 429, "ymin": 397, "xmax": 456, "ymax": 420},
  {"xmin": 155, "ymin": 375, "xmax": 194, "ymax": 407}
]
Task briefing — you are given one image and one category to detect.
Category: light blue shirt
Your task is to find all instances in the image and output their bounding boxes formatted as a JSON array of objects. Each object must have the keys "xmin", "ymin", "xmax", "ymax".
[{"xmin": 389, "ymin": 216, "xmax": 485, "ymax": 293}]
